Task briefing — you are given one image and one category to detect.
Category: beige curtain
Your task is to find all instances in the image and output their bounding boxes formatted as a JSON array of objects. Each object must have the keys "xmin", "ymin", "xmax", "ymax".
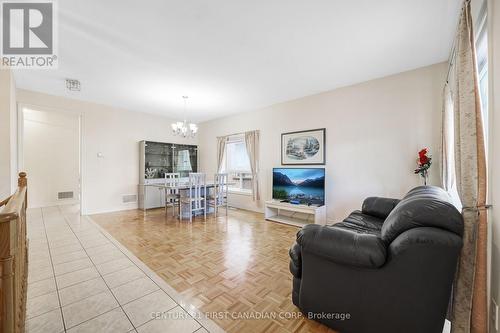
[
  {"xmin": 216, "ymin": 136, "xmax": 227, "ymax": 173},
  {"xmin": 244, "ymin": 130, "xmax": 260, "ymax": 201},
  {"xmin": 449, "ymin": 2, "xmax": 488, "ymax": 333}
]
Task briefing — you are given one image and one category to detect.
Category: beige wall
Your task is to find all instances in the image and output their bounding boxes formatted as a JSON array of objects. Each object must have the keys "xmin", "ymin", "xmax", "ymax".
[
  {"xmin": 198, "ymin": 63, "xmax": 447, "ymax": 222},
  {"xmin": 488, "ymin": 0, "xmax": 500, "ymax": 329},
  {"xmin": 17, "ymin": 90, "xmax": 197, "ymax": 214},
  {"xmin": 0, "ymin": 69, "xmax": 17, "ymax": 198},
  {"xmin": 22, "ymin": 108, "xmax": 81, "ymax": 208}
]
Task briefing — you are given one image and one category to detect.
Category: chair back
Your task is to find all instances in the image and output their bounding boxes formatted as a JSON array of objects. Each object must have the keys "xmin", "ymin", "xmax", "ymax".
[
  {"xmin": 165, "ymin": 172, "xmax": 180, "ymax": 189},
  {"xmin": 214, "ymin": 173, "xmax": 228, "ymax": 206},
  {"xmin": 189, "ymin": 173, "xmax": 206, "ymax": 210}
]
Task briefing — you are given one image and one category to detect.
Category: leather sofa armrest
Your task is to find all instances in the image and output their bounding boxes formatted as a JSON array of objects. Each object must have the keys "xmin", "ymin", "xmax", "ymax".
[
  {"xmin": 289, "ymin": 242, "xmax": 302, "ymax": 278},
  {"xmin": 296, "ymin": 224, "xmax": 387, "ymax": 268},
  {"xmin": 362, "ymin": 197, "xmax": 400, "ymax": 219}
]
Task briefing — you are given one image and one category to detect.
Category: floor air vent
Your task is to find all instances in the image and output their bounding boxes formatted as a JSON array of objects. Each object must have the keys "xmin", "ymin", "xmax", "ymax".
[
  {"xmin": 58, "ymin": 191, "xmax": 74, "ymax": 200},
  {"xmin": 122, "ymin": 194, "xmax": 137, "ymax": 203}
]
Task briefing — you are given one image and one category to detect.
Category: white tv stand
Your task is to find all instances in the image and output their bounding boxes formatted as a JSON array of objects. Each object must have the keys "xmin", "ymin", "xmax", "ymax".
[{"xmin": 265, "ymin": 200, "xmax": 326, "ymax": 227}]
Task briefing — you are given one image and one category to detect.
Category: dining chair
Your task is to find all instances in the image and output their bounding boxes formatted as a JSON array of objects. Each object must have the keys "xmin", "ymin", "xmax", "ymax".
[
  {"xmin": 180, "ymin": 173, "xmax": 206, "ymax": 222},
  {"xmin": 208, "ymin": 173, "xmax": 228, "ymax": 217},
  {"xmin": 164, "ymin": 173, "xmax": 180, "ymax": 217}
]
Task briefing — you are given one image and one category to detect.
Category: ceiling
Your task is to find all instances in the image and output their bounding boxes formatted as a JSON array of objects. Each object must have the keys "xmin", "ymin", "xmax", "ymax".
[{"xmin": 13, "ymin": 0, "xmax": 462, "ymax": 123}]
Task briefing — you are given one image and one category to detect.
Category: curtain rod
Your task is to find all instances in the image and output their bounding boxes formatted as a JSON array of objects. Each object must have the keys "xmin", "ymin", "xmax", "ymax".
[{"xmin": 217, "ymin": 130, "xmax": 259, "ymax": 139}]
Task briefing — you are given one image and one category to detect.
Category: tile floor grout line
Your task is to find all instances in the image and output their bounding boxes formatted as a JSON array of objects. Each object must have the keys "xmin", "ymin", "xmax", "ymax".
[
  {"xmin": 51, "ymin": 266, "xmax": 100, "ymax": 289},
  {"xmin": 62, "ymin": 305, "xmax": 121, "ymax": 331},
  {"xmin": 25, "ymin": 276, "xmax": 56, "ymax": 300},
  {"xmin": 41, "ymin": 206, "xmax": 68, "ymax": 333},
  {"xmin": 51, "ymin": 252, "xmax": 90, "ymax": 266},
  {"xmin": 57, "ymin": 206, "xmax": 138, "ymax": 332},
  {"xmin": 52, "ymin": 277, "xmax": 106, "ymax": 308}
]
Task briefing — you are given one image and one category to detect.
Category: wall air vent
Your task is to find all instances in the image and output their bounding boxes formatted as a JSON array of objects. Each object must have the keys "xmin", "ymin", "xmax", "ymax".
[
  {"xmin": 122, "ymin": 194, "xmax": 138, "ymax": 203},
  {"xmin": 58, "ymin": 191, "xmax": 74, "ymax": 200}
]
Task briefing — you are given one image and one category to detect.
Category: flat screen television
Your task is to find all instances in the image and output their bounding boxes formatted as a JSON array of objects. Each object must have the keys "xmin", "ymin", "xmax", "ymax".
[{"xmin": 272, "ymin": 168, "xmax": 325, "ymax": 206}]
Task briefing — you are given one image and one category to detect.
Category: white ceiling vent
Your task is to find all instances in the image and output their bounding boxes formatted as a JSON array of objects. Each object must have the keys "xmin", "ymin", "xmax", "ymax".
[{"xmin": 66, "ymin": 79, "xmax": 81, "ymax": 91}]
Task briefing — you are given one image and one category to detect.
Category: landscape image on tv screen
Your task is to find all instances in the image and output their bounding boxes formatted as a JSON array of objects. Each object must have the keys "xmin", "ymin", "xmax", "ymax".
[{"xmin": 273, "ymin": 168, "xmax": 325, "ymax": 206}]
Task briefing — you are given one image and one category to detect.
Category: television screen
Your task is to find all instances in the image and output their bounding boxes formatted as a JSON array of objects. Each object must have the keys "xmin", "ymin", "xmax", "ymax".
[{"xmin": 272, "ymin": 168, "xmax": 325, "ymax": 206}]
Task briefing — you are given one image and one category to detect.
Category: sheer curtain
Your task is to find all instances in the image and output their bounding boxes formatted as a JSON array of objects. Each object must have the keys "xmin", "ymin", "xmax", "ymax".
[
  {"xmin": 244, "ymin": 130, "xmax": 260, "ymax": 201},
  {"xmin": 441, "ymin": 83, "xmax": 461, "ymax": 208},
  {"xmin": 445, "ymin": 2, "xmax": 488, "ymax": 333}
]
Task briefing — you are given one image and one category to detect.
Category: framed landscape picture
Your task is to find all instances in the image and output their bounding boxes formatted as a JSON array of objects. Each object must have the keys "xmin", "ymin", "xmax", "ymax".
[{"xmin": 281, "ymin": 128, "xmax": 326, "ymax": 165}]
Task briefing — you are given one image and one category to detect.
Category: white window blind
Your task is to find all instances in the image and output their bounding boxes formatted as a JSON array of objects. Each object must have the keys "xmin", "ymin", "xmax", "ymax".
[{"xmin": 225, "ymin": 140, "xmax": 251, "ymax": 173}]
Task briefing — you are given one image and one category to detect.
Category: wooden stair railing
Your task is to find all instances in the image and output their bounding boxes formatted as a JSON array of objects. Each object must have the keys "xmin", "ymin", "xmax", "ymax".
[{"xmin": 0, "ymin": 173, "xmax": 28, "ymax": 333}]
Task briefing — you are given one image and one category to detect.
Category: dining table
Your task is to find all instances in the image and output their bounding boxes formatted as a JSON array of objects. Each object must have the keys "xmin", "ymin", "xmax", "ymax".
[{"xmin": 142, "ymin": 180, "xmax": 234, "ymax": 218}]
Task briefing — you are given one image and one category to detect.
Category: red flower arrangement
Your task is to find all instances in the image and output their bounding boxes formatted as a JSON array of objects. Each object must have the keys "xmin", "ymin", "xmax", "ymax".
[{"xmin": 414, "ymin": 147, "xmax": 432, "ymax": 185}]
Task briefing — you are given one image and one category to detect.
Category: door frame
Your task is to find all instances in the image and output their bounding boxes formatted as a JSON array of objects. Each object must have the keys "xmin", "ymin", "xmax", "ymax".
[{"xmin": 17, "ymin": 103, "xmax": 85, "ymax": 214}]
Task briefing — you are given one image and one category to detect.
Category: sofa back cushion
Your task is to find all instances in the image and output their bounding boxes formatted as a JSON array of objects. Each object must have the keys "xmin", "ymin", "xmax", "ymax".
[
  {"xmin": 381, "ymin": 186, "xmax": 464, "ymax": 243},
  {"xmin": 362, "ymin": 197, "xmax": 400, "ymax": 219}
]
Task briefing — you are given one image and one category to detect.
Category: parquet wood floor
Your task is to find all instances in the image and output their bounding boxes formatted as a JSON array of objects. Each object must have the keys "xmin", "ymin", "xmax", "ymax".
[{"xmin": 91, "ymin": 208, "xmax": 338, "ymax": 333}]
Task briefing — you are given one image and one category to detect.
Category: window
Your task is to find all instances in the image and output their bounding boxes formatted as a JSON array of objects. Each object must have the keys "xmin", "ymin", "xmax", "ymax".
[
  {"xmin": 220, "ymin": 136, "xmax": 253, "ymax": 194},
  {"xmin": 475, "ymin": 4, "xmax": 488, "ymax": 148}
]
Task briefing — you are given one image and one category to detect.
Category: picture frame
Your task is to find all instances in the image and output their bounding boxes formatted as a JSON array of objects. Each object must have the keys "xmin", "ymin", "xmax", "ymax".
[{"xmin": 281, "ymin": 128, "xmax": 326, "ymax": 165}]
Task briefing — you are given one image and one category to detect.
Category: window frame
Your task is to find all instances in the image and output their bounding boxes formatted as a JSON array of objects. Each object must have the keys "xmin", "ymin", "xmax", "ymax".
[
  {"xmin": 475, "ymin": 4, "xmax": 488, "ymax": 148},
  {"xmin": 221, "ymin": 135, "xmax": 253, "ymax": 195}
]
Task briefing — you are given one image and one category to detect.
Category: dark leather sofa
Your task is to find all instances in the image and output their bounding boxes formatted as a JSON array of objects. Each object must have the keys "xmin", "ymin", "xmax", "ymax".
[{"xmin": 289, "ymin": 186, "xmax": 464, "ymax": 333}]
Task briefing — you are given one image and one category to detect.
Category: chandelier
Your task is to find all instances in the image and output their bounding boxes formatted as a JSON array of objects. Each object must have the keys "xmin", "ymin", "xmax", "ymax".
[{"xmin": 171, "ymin": 96, "xmax": 198, "ymax": 138}]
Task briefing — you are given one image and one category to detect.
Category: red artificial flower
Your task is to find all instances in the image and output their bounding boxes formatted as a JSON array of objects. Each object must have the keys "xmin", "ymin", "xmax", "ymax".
[
  {"xmin": 419, "ymin": 155, "xmax": 429, "ymax": 165},
  {"xmin": 418, "ymin": 148, "xmax": 428, "ymax": 157},
  {"xmin": 417, "ymin": 148, "xmax": 429, "ymax": 165},
  {"xmin": 414, "ymin": 147, "xmax": 432, "ymax": 181}
]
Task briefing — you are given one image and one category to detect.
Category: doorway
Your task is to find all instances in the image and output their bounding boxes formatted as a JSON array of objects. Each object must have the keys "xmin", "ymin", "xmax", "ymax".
[{"xmin": 19, "ymin": 105, "xmax": 81, "ymax": 210}]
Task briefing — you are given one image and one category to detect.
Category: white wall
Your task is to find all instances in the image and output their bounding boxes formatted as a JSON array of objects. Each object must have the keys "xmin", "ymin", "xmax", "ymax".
[
  {"xmin": 23, "ymin": 108, "xmax": 80, "ymax": 208},
  {"xmin": 16, "ymin": 90, "xmax": 197, "ymax": 215},
  {"xmin": 198, "ymin": 63, "xmax": 447, "ymax": 222},
  {"xmin": 0, "ymin": 69, "xmax": 17, "ymax": 198},
  {"xmin": 488, "ymin": 0, "xmax": 500, "ymax": 329}
]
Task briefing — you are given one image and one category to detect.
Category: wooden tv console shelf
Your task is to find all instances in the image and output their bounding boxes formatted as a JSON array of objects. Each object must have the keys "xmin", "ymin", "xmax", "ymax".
[{"xmin": 265, "ymin": 200, "xmax": 326, "ymax": 227}]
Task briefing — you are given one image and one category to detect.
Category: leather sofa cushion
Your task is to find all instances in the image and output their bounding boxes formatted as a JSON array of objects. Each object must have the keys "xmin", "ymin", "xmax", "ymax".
[
  {"xmin": 389, "ymin": 227, "xmax": 463, "ymax": 257},
  {"xmin": 362, "ymin": 197, "xmax": 400, "ymax": 219},
  {"xmin": 342, "ymin": 210, "xmax": 384, "ymax": 235},
  {"xmin": 381, "ymin": 186, "xmax": 464, "ymax": 243},
  {"xmin": 297, "ymin": 224, "xmax": 386, "ymax": 268}
]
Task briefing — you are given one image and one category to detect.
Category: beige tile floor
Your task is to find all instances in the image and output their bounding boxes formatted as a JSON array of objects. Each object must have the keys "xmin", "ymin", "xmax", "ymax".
[{"xmin": 26, "ymin": 205, "xmax": 222, "ymax": 333}]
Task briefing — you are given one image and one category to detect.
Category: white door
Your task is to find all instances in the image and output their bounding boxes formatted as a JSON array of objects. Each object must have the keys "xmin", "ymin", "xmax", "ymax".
[{"xmin": 22, "ymin": 107, "xmax": 80, "ymax": 208}]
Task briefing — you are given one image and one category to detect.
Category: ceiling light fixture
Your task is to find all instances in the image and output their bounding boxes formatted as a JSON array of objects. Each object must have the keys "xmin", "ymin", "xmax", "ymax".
[{"xmin": 171, "ymin": 96, "xmax": 197, "ymax": 138}]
